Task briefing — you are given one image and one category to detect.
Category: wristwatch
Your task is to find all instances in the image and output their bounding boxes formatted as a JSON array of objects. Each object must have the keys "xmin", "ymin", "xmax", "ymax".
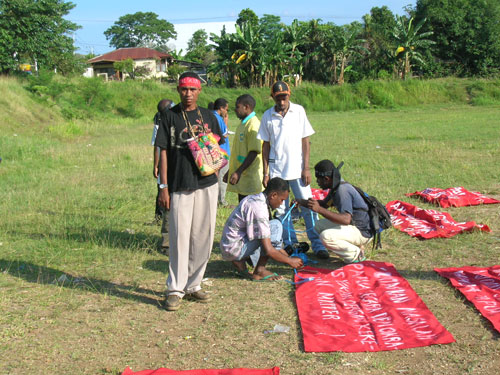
[{"xmin": 159, "ymin": 184, "xmax": 168, "ymax": 189}]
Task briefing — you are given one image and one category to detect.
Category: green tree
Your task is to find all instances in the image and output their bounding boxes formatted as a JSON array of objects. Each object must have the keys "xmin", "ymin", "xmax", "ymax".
[
  {"xmin": 415, "ymin": 0, "xmax": 500, "ymax": 76},
  {"xmin": 133, "ymin": 64, "xmax": 152, "ymax": 79},
  {"xmin": 113, "ymin": 58, "xmax": 152, "ymax": 80},
  {"xmin": 210, "ymin": 16, "xmax": 370, "ymax": 87},
  {"xmin": 167, "ymin": 63, "xmax": 185, "ymax": 80},
  {"xmin": 236, "ymin": 8, "xmax": 258, "ymax": 28},
  {"xmin": 211, "ymin": 21, "xmax": 268, "ymax": 87},
  {"xmin": 113, "ymin": 58, "xmax": 134, "ymax": 80},
  {"xmin": 185, "ymin": 29, "xmax": 216, "ymax": 66},
  {"xmin": 187, "ymin": 29, "xmax": 208, "ymax": 52},
  {"xmin": 283, "ymin": 19, "xmax": 306, "ymax": 86},
  {"xmin": 166, "ymin": 48, "xmax": 184, "ymax": 60},
  {"xmin": 231, "ymin": 22, "xmax": 264, "ymax": 87},
  {"xmin": 361, "ymin": 6, "xmax": 397, "ymax": 79},
  {"xmin": 52, "ymin": 52, "xmax": 89, "ymax": 75},
  {"xmin": 393, "ymin": 15, "xmax": 434, "ymax": 79},
  {"xmin": 259, "ymin": 14, "xmax": 283, "ymax": 40},
  {"xmin": 260, "ymin": 32, "xmax": 292, "ymax": 86},
  {"xmin": 104, "ymin": 12, "xmax": 176, "ymax": 49},
  {"xmin": 298, "ymin": 19, "xmax": 326, "ymax": 82},
  {"xmin": 210, "ymin": 26, "xmax": 239, "ymax": 87},
  {"xmin": 334, "ymin": 23, "xmax": 366, "ymax": 85},
  {"xmin": 320, "ymin": 23, "xmax": 344, "ymax": 83},
  {"xmin": 0, "ymin": 0, "xmax": 79, "ymax": 74}
]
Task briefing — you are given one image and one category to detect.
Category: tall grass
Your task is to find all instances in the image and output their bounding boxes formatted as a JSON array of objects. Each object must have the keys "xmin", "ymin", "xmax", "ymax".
[
  {"xmin": 0, "ymin": 76, "xmax": 64, "ymax": 131},
  {"xmin": 468, "ymin": 80, "xmax": 500, "ymax": 106},
  {"xmin": 4, "ymin": 75, "xmax": 500, "ymax": 124}
]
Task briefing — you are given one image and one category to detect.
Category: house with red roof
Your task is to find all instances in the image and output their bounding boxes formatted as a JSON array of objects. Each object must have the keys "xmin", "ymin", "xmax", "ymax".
[{"xmin": 87, "ymin": 47, "xmax": 173, "ymax": 80}]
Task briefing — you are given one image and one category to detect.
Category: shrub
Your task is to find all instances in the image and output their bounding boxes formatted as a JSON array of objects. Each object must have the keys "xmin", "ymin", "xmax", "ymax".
[
  {"xmin": 26, "ymin": 69, "xmax": 55, "ymax": 94},
  {"xmin": 79, "ymin": 77, "xmax": 110, "ymax": 109}
]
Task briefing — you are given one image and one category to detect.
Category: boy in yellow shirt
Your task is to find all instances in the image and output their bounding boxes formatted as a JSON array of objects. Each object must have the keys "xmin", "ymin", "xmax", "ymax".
[{"xmin": 225, "ymin": 94, "xmax": 264, "ymax": 201}]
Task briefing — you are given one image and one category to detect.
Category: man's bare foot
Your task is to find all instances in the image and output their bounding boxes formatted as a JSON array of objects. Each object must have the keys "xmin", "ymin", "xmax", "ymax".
[
  {"xmin": 232, "ymin": 260, "xmax": 253, "ymax": 280},
  {"xmin": 232, "ymin": 260, "xmax": 247, "ymax": 272},
  {"xmin": 252, "ymin": 267, "xmax": 283, "ymax": 281}
]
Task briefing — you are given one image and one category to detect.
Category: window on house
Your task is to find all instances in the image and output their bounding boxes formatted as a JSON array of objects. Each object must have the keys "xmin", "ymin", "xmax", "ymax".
[{"xmin": 156, "ymin": 59, "xmax": 166, "ymax": 72}]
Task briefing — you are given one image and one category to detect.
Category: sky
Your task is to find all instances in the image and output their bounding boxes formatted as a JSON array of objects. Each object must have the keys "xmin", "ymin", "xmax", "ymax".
[{"xmin": 68, "ymin": 0, "xmax": 414, "ymax": 55}]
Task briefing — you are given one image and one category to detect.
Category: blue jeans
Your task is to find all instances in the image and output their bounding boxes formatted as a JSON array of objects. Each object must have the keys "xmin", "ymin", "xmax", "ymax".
[
  {"xmin": 277, "ymin": 178, "xmax": 325, "ymax": 253},
  {"xmin": 236, "ymin": 219, "xmax": 283, "ymax": 267}
]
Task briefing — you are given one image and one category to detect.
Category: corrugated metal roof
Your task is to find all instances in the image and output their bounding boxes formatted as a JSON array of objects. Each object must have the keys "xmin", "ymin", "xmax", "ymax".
[{"xmin": 88, "ymin": 48, "xmax": 172, "ymax": 63}]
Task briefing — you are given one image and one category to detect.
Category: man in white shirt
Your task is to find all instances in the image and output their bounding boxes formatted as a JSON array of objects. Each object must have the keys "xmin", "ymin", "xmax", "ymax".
[{"xmin": 257, "ymin": 81, "xmax": 328, "ymax": 259}]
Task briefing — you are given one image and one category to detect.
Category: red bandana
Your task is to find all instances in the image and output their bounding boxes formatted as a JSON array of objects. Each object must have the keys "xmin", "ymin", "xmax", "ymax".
[{"xmin": 178, "ymin": 76, "xmax": 201, "ymax": 88}]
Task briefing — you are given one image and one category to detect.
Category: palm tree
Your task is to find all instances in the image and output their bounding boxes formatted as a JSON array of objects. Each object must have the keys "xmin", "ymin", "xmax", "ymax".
[
  {"xmin": 299, "ymin": 19, "xmax": 325, "ymax": 82},
  {"xmin": 231, "ymin": 22, "xmax": 264, "ymax": 87},
  {"xmin": 283, "ymin": 19, "xmax": 306, "ymax": 86},
  {"xmin": 210, "ymin": 29, "xmax": 239, "ymax": 87},
  {"xmin": 261, "ymin": 34, "xmax": 291, "ymax": 86},
  {"xmin": 393, "ymin": 16, "xmax": 435, "ymax": 79},
  {"xmin": 321, "ymin": 23, "xmax": 343, "ymax": 84},
  {"xmin": 335, "ymin": 24, "xmax": 366, "ymax": 85}
]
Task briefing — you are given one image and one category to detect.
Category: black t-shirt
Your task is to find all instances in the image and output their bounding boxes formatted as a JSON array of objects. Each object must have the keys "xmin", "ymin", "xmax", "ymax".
[
  {"xmin": 154, "ymin": 104, "xmax": 223, "ymax": 193},
  {"xmin": 153, "ymin": 111, "xmax": 161, "ymax": 125}
]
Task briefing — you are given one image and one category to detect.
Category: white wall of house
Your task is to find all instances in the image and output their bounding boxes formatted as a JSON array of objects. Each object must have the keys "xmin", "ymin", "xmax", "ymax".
[
  {"xmin": 86, "ymin": 58, "xmax": 169, "ymax": 80},
  {"xmin": 83, "ymin": 67, "xmax": 93, "ymax": 78},
  {"xmin": 131, "ymin": 59, "xmax": 168, "ymax": 79}
]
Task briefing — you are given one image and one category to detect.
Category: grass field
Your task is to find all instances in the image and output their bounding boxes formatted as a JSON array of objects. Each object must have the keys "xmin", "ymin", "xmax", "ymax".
[{"xmin": 0, "ymin": 104, "xmax": 499, "ymax": 374}]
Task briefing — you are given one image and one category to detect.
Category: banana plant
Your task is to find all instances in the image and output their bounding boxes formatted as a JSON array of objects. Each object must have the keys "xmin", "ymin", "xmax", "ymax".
[{"xmin": 393, "ymin": 16, "xmax": 435, "ymax": 79}]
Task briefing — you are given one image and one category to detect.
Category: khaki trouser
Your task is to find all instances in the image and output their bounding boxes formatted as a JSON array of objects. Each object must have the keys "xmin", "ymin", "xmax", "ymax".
[
  {"xmin": 315, "ymin": 219, "xmax": 372, "ymax": 263},
  {"xmin": 217, "ymin": 162, "xmax": 229, "ymax": 205},
  {"xmin": 161, "ymin": 214, "xmax": 169, "ymax": 248},
  {"xmin": 166, "ymin": 183, "xmax": 218, "ymax": 297}
]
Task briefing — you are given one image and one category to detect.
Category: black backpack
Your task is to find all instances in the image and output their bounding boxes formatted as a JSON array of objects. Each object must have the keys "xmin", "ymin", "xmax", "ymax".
[{"xmin": 344, "ymin": 183, "xmax": 392, "ymax": 250}]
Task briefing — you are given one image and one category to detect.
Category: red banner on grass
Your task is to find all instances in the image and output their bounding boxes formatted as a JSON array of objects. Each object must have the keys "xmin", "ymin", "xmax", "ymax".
[
  {"xmin": 294, "ymin": 262, "xmax": 454, "ymax": 352},
  {"xmin": 406, "ymin": 187, "xmax": 500, "ymax": 208},
  {"xmin": 386, "ymin": 200, "xmax": 490, "ymax": 239},
  {"xmin": 122, "ymin": 367, "xmax": 279, "ymax": 375},
  {"xmin": 435, "ymin": 266, "xmax": 500, "ymax": 333}
]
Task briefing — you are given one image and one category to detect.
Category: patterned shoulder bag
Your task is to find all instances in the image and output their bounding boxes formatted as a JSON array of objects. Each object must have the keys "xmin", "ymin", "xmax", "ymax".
[{"xmin": 182, "ymin": 107, "xmax": 229, "ymax": 176}]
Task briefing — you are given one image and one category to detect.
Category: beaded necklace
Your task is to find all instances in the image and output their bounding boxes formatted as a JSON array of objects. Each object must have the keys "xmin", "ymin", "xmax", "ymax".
[{"xmin": 181, "ymin": 105, "xmax": 205, "ymax": 137}]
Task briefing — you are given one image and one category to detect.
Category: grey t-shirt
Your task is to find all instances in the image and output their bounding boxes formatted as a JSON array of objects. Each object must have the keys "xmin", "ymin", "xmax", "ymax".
[{"xmin": 326, "ymin": 183, "xmax": 372, "ymax": 238}]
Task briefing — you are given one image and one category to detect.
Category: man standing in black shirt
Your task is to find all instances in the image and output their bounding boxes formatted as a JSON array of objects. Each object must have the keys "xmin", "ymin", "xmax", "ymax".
[{"xmin": 155, "ymin": 72, "xmax": 223, "ymax": 311}]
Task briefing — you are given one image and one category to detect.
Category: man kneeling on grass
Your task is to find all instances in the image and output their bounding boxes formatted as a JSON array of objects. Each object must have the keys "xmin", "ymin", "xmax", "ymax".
[
  {"xmin": 220, "ymin": 177, "xmax": 304, "ymax": 280},
  {"xmin": 295, "ymin": 160, "xmax": 372, "ymax": 263}
]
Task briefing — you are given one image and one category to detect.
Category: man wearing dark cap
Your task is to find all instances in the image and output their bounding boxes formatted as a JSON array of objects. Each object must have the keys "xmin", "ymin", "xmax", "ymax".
[
  {"xmin": 295, "ymin": 159, "xmax": 372, "ymax": 263},
  {"xmin": 155, "ymin": 72, "xmax": 223, "ymax": 311},
  {"xmin": 257, "ymin": 81, "xmax": 328, "ymax": 259}
]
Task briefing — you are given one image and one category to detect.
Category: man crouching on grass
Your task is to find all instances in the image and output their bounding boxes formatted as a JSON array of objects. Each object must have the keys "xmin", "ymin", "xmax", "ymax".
[
  {"xmin": 220, "ymin": 177, "xmax": 304, "ymax": 281},
  {"xmin": 294, "ymin": 160, "xmax": 372, "ymax": 263}
]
